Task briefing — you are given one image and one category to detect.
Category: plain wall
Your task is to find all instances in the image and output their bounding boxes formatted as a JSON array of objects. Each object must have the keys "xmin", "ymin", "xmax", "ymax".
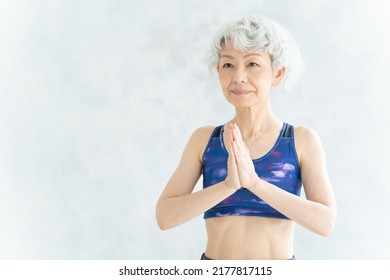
[{"xmin": 1, "ymin": 0, "xmax": 389, "ymax": 259}]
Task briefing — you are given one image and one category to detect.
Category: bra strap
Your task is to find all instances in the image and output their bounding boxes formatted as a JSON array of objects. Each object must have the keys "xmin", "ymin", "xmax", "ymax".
[
  {"xmin": 282, "ymin": 123, "xmax": 293, "ymax": 138},
  {"xmin": 211, "ymin": 125, "xmax": 223, "ymax": 138}
]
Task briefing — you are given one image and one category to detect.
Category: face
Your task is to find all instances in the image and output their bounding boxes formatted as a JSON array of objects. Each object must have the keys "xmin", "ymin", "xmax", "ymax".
[{"xmin": 217, "ymin": 44, "xmax": 285, "ymax": 108}]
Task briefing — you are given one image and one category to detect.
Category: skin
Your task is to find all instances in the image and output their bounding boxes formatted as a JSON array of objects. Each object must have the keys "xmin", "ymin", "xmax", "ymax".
[{"xmin": 156, "ymin": 43, "xmax": 337, "ymax": 260}]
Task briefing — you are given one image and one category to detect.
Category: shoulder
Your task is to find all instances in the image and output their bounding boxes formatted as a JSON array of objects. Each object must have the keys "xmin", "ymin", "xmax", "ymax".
[
  {"xmin": 186, "ymin": 125, "xmax": 218, "ymax": 162},
  {"xmin": 191, "ymin": 125, "xmax": 217, "ymax": 140},
  {"xmin": 293, "ymin": 125, "xmax": 325, "ymax": 164},
  {"xmin": 294, "ymin": 125, "xmax": 321, "ymax": 143}
]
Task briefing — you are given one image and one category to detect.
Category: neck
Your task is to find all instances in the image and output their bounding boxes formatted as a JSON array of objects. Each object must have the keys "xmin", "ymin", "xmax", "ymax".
[{"xmin": 229, "ymin": 102, "xmax": 280, "ymax": 137}]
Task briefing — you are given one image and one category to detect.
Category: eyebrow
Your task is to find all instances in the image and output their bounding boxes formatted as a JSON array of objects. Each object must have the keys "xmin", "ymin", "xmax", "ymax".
[{"xmin": 220, "ymin": 53, "xmax": 265, "ymax": 59}]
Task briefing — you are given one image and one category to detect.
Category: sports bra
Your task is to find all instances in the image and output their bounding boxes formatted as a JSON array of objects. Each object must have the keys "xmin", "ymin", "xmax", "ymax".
[{"xmin": 202, "ymin": 123, "xmax": 302, "ymax": 219}]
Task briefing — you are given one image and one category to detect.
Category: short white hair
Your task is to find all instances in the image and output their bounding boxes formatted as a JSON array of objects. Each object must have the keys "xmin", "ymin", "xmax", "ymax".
[{"xmin": 206, "ymin": 16, "xmax": 302, "ymax": 90}]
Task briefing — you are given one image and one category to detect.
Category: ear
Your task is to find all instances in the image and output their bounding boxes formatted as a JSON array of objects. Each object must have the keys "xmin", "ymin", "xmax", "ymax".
[{"xmin": 272, "ymin": 67, "xmax": 285, "ymax": 87}]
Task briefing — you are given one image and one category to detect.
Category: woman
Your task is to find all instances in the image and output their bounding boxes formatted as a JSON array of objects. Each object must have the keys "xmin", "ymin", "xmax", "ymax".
[{"xmin": 156, "ymin": 16, "xmax": 336, "ymax": 260}]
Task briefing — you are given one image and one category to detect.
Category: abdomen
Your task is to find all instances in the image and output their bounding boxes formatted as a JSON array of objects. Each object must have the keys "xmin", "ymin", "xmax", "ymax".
[{"xmin": 204, "ymin": 216, "xmax": 295, "ymax": 260}]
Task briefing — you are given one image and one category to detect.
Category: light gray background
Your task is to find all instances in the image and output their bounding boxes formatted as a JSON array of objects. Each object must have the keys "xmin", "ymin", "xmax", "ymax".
[{"xmin": 1, "ymin": 0, "xmax": 389, "ymax": 259}]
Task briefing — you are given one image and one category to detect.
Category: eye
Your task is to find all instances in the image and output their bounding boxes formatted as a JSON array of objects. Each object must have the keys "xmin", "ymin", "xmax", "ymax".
[
  {"xmin": 222, "ymin": 63, "xmax": 233, "ymax": 68},
  {"xmin": 248, "ymin": 62, "xmax": 260, "ymax": 67}
]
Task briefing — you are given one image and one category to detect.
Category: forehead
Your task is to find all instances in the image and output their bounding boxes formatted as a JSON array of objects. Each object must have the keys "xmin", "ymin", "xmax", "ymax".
[{"xmin": 220, "ymin": 44, "xmax": 270, "ymax": 60}]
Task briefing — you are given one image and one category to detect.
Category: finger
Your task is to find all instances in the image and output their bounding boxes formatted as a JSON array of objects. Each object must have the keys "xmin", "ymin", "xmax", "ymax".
[
  {"xmin": 233, "ymin": 131, "xmax": 248, "ymax": 159},
  {"xmin": 243, "ymin": 142, "xmax": 252, "ymax": 161},
  {"xmin": 230, "ymin": 142, "xmax": 237, "ymax": 163},
  {"xmin": 229, "ymin": 142, "xmax": 240, "ymax": 177},
  {"xmin": 227, "ymin": 142, "xmax": 241, "ymax": 190},
  {"xmin": 235, "ymin": 126, "xmax": 252, "ymax": 159},
  {"xmin": 233, "ymin": 124, "xmax": 244, "ymax": 145},
  {"xmin": 229, "ymin": 124, "xmax": 234, "ymax": 147},
  {"xmin": 235, "ymin": 131, "xmax": 248, "ymax": 159},
  {"xmin": 232, "ymin": 140, "xmax": 243, "ymax": 165},
  {"xmin": 231, "ymin": 125, "xmax": 241, "ymax": 148},
  {"xmin": 226, "ymin": 124, "xmax": 234, "ymax": 155},
  {"xmin": 231, "ymin": 124, "xmax": 238, "ymax": 141}
]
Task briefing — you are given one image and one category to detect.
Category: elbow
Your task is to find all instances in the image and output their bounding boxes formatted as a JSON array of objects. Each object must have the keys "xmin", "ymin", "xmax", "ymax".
[
  {"xmin": 318, "ymin": 222, "xmax": 335, "ymax": 237},
  {"xmin": 317, "ymin": 208, "xmax": 337, "ymax": 237},
  {"xmin": 155, "ymin": 210, "xmax": 168, "ymax": 231},
  {"xmin": 157, "ymin": 221, "xmax": 169, "ymax": 231},
  {"xmin": 156, "ymin": 217, "xmax": 178, "ymax": 231},
  {"xmin": 156, "ymin": 216, "xmax": 172, "ymax": 231},
  {"xmin": 155, "ymin": 203, "xmax": 175, "ymax": 231}
]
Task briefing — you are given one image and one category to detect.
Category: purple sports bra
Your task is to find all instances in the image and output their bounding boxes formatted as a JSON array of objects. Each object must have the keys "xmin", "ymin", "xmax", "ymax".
[{"xmin": 202, "ymin": 123, "xmax": 302, "ymax": 219}]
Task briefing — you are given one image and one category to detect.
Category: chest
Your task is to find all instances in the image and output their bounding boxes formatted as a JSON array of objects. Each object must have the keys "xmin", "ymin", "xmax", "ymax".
[{"xmin": 222, "ymin": 128, "xmax": 281, "ymax": 160}]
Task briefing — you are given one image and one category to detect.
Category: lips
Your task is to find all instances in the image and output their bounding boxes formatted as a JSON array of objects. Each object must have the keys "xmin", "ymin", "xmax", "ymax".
[{"xmin": 231, "ymin": 89, "xmax": 252, "ymax": 96}]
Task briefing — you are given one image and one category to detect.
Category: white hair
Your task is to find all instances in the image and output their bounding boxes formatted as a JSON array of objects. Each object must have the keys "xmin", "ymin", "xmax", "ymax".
[{"xmin": 205, "ymin": 16, "xmax": 302, "ymax": 90}]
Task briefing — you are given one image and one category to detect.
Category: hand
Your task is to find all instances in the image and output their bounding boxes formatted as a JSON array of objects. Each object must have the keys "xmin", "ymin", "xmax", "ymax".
[
  {"xmin": 230, "ymin": 124, "xmax": 259, "ymax": 190},
  {"xmin": 224, "ymin": 124, "xmax": 242, "ymax": 191}
]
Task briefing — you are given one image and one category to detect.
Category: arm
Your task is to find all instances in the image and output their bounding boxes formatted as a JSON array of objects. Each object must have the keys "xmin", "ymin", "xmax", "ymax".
[
  {"xmin": 155, "ymin": 126, "xmax": 237, "ymax": 230},
  {"xmin": 231, "ymin": 124, "xmax": 337, "ymax": 237}
]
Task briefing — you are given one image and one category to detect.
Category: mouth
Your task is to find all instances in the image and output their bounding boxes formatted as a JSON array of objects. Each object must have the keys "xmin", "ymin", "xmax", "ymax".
[{"xmin": 231, "ymin": 90, "xmax": 252, "ymax": 96}]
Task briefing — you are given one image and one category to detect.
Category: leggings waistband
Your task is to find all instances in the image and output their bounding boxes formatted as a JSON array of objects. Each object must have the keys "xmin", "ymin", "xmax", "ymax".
[{"xmin": 201, "ymin": 253, "xmax": 296, "ymax": 260}]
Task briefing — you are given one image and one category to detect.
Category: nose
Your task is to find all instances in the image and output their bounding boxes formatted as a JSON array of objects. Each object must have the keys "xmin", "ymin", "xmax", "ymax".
[{"xmin": 233, "ymin": 66, "xmax": 248, "ymax": 84}]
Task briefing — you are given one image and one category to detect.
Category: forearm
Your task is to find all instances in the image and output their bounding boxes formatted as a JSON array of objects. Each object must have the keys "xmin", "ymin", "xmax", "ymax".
[
  {"xmin": 156, "ymin": 181, "xmax": 235, "ymax": 230},
  {"xmin": 250, "ymin": 179, "xmax": 336, "ymax": 237}
]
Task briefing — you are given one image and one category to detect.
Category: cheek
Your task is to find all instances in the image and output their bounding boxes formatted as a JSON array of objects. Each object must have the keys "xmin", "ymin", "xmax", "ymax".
[
  {"xmin": 218, "ymin": 73, "xmax": 231, "ymax": 88},
  {"xmin": 252, "ymin": 71, "xmax": 273, "ymax": 85}
]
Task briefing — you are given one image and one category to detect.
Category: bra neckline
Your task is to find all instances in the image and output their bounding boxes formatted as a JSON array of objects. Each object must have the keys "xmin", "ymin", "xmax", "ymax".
[{"xmin": 218, "ymin": 122, "xmax": 287, "ymax": 162}]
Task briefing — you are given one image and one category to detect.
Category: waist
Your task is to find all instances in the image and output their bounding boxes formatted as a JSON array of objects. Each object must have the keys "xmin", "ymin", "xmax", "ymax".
[{"xmin": 205, "ymin": 216, "xmax": 295, "ymax": 260}]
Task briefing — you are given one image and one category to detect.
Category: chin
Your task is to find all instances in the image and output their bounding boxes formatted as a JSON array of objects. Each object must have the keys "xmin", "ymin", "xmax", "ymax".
[
  {"xmin": 231, "ymin": 104, "xmax": 256, "ymax": 110},
  {"xmin": 227, "ymin": 99, "xmax": 256, "ymax": 108}
]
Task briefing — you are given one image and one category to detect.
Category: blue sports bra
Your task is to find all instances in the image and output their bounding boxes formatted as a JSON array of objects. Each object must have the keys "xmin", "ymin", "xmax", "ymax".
[{"xmin": 202, "ymin": 123, "xmax": 302, "ymax": 219}]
